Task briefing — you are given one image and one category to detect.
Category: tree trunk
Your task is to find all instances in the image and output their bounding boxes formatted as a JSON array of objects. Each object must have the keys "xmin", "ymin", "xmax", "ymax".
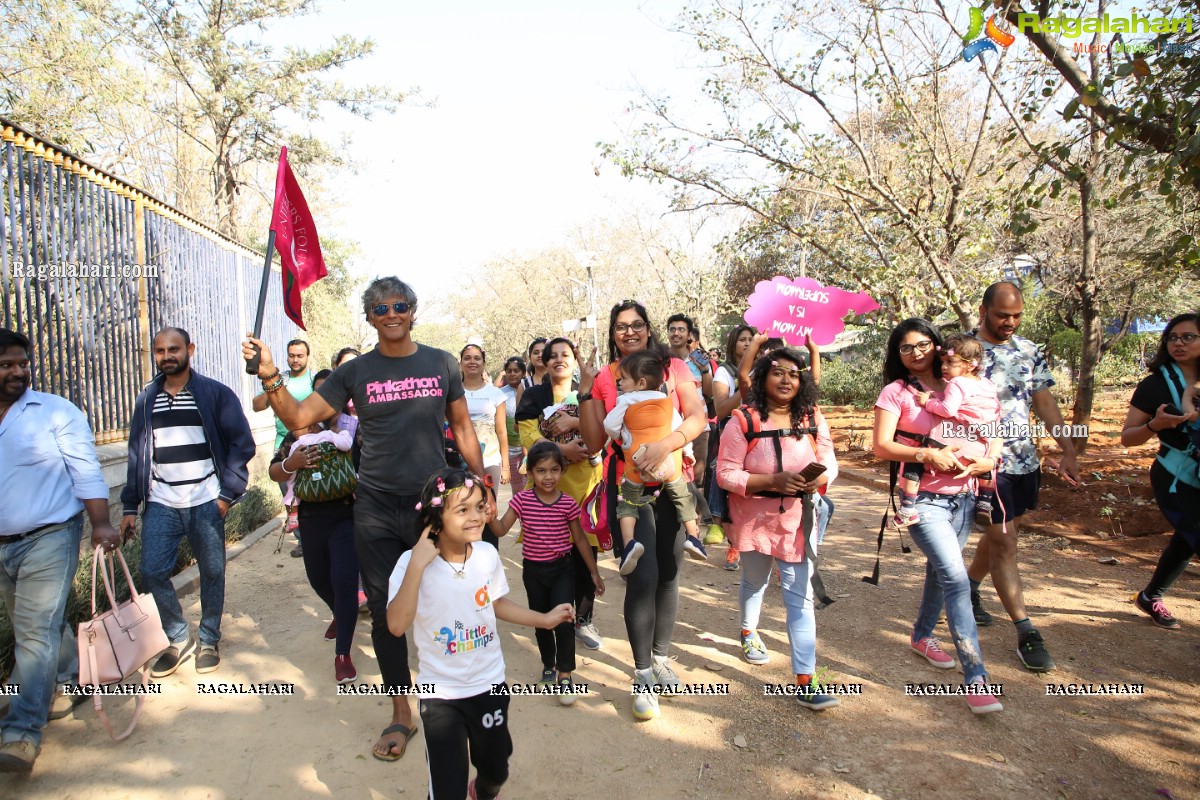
[{"xmin": 1070, "ymin": 173, "xmax": 1102, "ymax": 455}]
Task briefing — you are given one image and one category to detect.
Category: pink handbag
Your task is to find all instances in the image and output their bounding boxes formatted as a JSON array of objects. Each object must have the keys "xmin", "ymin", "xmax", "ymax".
[{"xmin": 77, "ymin": 546, "xmax": 170, "ymax": 741}]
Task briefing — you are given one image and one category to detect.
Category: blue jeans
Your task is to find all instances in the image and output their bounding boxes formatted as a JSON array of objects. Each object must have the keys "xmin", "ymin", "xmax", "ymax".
[
  {"xmin": 816, "ymin": 494, "xmax": 834, "ymax": 545},
  {"xmin": 141, "ymin": 501, "xmax": 226, "ymax": 646},
  {"xmin": 0, "ymin": 517, "xmax": 82, "ymax": 745},
  {"xmin": 907, "ymin": 492, "xmax": 987, "ymax": 684},
  {"xmin": 739, "ymin": 551, "xmax": 816, "ymax": 675}
]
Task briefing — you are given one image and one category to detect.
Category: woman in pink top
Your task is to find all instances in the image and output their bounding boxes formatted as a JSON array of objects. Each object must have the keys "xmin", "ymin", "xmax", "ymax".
[
  {"xmin": 717, "ymin": 347, "xmax": 839, "ymax": 711},
  {"xmin": 578, "ymin": 300, "xmax": 708, "ymax": 722},
  {"xmin": 873, "ymin": 319, "xmax": 1003, "ymax": 715}
]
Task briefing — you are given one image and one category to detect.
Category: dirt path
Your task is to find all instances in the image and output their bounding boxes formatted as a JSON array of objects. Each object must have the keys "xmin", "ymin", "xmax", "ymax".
[{"xmin": 5, "ymin": 481, "xmax": 1198, "ymax": 800}]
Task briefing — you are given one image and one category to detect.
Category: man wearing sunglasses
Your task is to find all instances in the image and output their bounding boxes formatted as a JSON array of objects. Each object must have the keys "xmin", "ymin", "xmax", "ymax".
[
  {"xmin": 968, "ymin": 281, "xmax": 1080, "ymax": 674},
  {"xmin": 243, "ymin": 277, "xmax": 487, "ymax": 764}
]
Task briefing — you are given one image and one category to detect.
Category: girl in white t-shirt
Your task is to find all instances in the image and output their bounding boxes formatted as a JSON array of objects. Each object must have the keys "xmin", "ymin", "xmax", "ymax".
[
  {"xmin": 387, "ymin": 468, "xmax": 573, "ymax": 800},
  {"xmin": 461, "ymin": 344, "xmax": 511, "ymax": 489}
]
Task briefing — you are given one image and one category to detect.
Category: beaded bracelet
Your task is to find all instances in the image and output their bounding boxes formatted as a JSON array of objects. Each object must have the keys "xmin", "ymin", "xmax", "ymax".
[
  {"xmin": 259, "ymin": 368, "xmax": 281, "ymax": 383},
  {"xmin": 263, "ymin": 377, "xmax": 286, "ymax": 394}
]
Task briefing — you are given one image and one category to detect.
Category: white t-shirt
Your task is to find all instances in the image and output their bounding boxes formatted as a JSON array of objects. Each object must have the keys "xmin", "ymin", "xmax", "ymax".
[
  {"xmin": 388, "ymin": 542, "xmax": 510, "ymax": 699},
  {"xmin": 464, "ymin": 384, "xmax": 508, "ymax": 423},
  {"xmin": 713, "ymin": 365, "xmax": 736, "ymax": 395}
]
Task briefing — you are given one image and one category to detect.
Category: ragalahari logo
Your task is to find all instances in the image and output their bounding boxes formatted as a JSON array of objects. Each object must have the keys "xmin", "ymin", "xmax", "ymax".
[{"xmin": 962, "ymin": 5, "xmax": 1016, "ymax": 61}]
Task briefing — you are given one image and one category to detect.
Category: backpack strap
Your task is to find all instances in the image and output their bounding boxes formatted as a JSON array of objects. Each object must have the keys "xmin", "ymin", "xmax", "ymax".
[{"xmin": 863, "ymin": 434, "xmax": 915, "ymax": 586}]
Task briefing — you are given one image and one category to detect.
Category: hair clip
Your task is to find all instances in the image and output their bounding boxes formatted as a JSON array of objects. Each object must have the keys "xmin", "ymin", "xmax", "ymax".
[
  {"xmin": 464, "ymin": 478, "xmax": 474, "ymax": 489},
  {"xmin": 945, "ymin": 348, "xmax": 956, "ymax": 358},
  {"xmin": 430, "ymin": 497, "xmax": 443, "ymax": 507},
  {"xmin": 935, "ymin": 345, "xmax": 943, "ymax": 352},
  {"xmin": 415, "ymin": 501, "xmax": 423, "ymax": 510},
  {"xmin": 436, "ymin": 478, "xmax": 446, "ymax": 493}
]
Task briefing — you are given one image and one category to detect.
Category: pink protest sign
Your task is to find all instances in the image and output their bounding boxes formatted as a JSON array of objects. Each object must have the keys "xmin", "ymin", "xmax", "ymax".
[{"xmin": 743, "ymin": 276, "xmax": 879, "ymax": 346}]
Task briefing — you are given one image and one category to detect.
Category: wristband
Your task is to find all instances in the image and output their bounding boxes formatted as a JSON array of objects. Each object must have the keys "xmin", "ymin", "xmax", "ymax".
[
  {"xmin": 259, "ymin": 368, "xmax": 281, "ymax": 383},
  {"xmin": 577, "ymin": 392, "xmax": 593, "ymax": 404},
  {"xmin": 263, "ymin": 377, "xmax": 286, "ymax": 393}
]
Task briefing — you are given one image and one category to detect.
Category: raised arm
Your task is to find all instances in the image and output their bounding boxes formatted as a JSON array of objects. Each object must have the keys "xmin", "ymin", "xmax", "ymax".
[{"xmin": 242, "ymin": 335, "xmax": 337, "ymax": 430}]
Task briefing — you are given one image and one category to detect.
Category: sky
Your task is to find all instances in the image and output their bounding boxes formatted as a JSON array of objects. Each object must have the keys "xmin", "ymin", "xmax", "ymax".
[{"xmin": 273, "ymin": 0, "xmax": 704, "ymax": 305}]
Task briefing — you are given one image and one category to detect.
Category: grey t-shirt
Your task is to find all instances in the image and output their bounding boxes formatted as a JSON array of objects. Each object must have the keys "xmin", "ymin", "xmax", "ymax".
[{"xmin": 316, "ymin": 345, "xmax": 465, "ymax": 495}]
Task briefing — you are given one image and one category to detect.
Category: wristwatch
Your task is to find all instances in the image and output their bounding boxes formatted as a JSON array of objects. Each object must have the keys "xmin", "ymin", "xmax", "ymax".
[
  {"xmin": 577, "ymin": 392, "xmax": 593, "ymax": 403},
  {"xmin": 915, "ymin": 448, "xmax": 927, "ymax": 463}
]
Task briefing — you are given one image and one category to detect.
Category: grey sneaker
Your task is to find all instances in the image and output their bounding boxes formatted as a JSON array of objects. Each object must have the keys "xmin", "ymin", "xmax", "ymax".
[
  {"xmin": 740, "ymin": 631, "xmax": 770, "ymax": 665},
  {"xmin": 652, "ymin": 656, "xmax": 681, "ymax": 696},
  {"xmin": 195, "ymin": 644, "xmax": 220, "ymax": 674},
  {"xmin": 151, "ymin": 635, "xmax": 196, "ymax": 678},
  {"xmin": 575, "ymin": 621, "xmax": 604, "ymax": 650},
  {"xmin": 631, "ymin": 668, "xmax": 659, "ymax": 721}
]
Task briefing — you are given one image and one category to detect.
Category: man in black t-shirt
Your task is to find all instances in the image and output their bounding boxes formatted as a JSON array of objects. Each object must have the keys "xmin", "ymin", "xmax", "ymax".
[{"xmin": 244, "ymin": 277, "xmax": 487, "ymax": 763}]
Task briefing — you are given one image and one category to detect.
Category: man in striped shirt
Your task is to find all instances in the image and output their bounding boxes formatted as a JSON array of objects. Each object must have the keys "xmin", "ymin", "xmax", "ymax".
[{"xmin": 120, "ymin": 328, "xmax": 255, "ymax": 677}]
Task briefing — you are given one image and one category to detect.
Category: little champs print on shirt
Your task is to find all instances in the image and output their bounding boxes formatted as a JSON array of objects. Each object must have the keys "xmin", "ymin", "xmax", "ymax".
[
  {"xmin": 434, "ymin": 620, "xmax": 496, "ymax": 656},
  {"xmin": 365, "ymin": 376, "xmax": 444, "ymax": 404}
]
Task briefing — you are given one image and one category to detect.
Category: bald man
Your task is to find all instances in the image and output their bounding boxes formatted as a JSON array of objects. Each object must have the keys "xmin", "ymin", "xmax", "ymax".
[
  {"xmin": 968, "ymin": 282, "xmax": 1080, "ymax": 673},
  {"xmin": 121, "ymin": 328, "xmax": 255, "ymax": 677}
]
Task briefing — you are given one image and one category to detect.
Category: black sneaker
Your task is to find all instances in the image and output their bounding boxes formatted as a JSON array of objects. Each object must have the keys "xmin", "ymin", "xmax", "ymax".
[
  {"xmin": 1016, "ymin": 629, "xmax": 1056, "ymax": 672},
  {"xmin": 195, "ymin": 644, "xmax": 220, "ymax": 674},
  {"xmin": 1132, "ymin": 592, "xmax": 1181, "ymax": 629},
  {"xmin": 971, "ymin": 591, "xmax": 994, "ymax": 627},
  {"xmin": 151, "ymin": 635, "xmax": 196, "ymax": 678}
]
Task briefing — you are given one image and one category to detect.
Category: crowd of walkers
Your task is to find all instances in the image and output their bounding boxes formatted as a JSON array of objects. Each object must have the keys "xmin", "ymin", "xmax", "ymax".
[{"xmin": 0, "ymin": 277, "xmax": 1195, "ymax": 797}]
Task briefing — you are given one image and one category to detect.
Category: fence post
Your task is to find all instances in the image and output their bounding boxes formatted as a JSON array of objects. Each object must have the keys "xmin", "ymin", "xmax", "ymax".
[{"xmin": 134, "ymin": 194, "xmax": 152, "ymax": 386}]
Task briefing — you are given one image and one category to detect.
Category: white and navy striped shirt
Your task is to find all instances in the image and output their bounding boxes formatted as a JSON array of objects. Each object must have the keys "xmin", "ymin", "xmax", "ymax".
[{"xmin": 148, "ymin": 387, "xmax": 220, "ymax": 508}]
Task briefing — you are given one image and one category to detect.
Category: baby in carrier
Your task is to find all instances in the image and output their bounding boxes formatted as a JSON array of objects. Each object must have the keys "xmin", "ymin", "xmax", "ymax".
[{"xmin": 603, "ymin": 347, "xmax": 699, "ymax": 576}]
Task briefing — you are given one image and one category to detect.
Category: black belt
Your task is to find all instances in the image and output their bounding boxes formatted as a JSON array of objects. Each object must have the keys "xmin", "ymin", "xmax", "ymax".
[{"xmin": 0, "ymin": 517, "xmax": 74, "ymax": 543}]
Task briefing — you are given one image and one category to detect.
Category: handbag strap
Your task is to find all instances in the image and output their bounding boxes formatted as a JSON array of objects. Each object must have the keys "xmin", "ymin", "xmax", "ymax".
[{"xmin": 87, "ymin": 640, "xmax": 149, "ymax": 742}]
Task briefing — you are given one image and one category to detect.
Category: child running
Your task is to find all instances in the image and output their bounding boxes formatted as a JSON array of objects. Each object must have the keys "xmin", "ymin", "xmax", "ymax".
[
  {"xmin": 490, "ymin": 441, "xmax": 605, "ymax": 702},
  {"xmin": 895, "ymin": 333, "xmax": 1001, "ymax": 527},
  {"xmin": 387, "ymin": 468, "xmax": 574, "ymax": 800},
  {"xmin": 603, "ymin": 347, "xmax": 701, "ymax": 575}
]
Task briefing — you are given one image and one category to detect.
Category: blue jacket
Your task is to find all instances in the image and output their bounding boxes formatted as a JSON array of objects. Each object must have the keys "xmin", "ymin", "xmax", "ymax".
[{"xmin": 121, "ymin": 370, "xmax": 256, "ymax": 515}]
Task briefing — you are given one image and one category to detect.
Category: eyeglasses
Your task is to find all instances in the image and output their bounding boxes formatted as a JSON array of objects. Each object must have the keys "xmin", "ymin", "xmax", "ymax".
[
  {"xmin": 898, "ymin": 340, "xmax": 934, "ymax": 356},
  {"xmin": 1167, "ymin": 332, "xmax": 1199, "ymax": 344},
  {"xmin": 614, "ymin": 321, "xmax": 647, "ymax": 334},
  {"xmin": 372, "ymin": 302, "xmax": 411, "ymax": 317}
]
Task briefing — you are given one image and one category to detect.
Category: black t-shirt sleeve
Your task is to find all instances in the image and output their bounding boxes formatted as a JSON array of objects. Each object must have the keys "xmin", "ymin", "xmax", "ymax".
[
  {"xmin": 316, "ymin": 360, "xmax": 354, "ymax": 413},
  {"xmin": 1130, "ymin": 373, "xmax": 1190, "ymax": 451},
  {"xmin": 440, "ymin": 348, "xmax": 465, "ymax": 404}
]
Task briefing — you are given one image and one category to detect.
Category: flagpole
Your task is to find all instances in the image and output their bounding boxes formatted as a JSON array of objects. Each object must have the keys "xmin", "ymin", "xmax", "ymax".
[{"xmin": 244, "ymin": 229, "xmax": 277, "ymax": 374}]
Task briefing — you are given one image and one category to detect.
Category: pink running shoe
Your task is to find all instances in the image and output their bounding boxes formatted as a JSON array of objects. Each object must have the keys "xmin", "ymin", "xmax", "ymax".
[
  {"xmin": 468, "ymin": 778, "xmax": 498, "ymax": 800},
  {"xmin": 911, "ymin": 636, "xmax": 955, "ymax": 669},
  {"xmin": 965, "ymin": 679, "xmax": 1003, "ymax": 715}
]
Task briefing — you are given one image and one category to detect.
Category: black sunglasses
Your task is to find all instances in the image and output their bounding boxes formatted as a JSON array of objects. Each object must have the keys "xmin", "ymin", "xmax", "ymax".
[{"xmin": 372, "ymin": 302, "xmax": 412, "ymax": 317}]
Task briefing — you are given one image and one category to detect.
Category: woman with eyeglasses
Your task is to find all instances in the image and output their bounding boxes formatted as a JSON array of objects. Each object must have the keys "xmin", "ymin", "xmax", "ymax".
[
  {"xmin": 577, "ymin": 301, "xmax": 708, "ymax": 721},
  {"xmin": 244, "ymin": 276, "xmax": 489, "ymax": 762},
  {"xmin": 872, "ymin": 319, "xmax": 1003, "ymax": 715},
  {"xmin": 1120, "ymin": 313, "xmax": 1200, "ymax": 629}
]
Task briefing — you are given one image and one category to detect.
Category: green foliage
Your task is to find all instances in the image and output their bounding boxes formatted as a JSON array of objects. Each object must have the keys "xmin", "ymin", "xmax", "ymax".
[
  {"xmin": 0, "ymin": 472, "xmax": 280, "ymax": 681},
  {"xmin": 818, "ymin": 356, "xmax": 884, "ymax": 409}
]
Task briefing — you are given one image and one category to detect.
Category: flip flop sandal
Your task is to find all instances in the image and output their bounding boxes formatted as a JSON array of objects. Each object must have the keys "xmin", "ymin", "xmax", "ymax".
[{"xmin": 372, "ymin": 722, "xmax": 418, "ymax": 762}]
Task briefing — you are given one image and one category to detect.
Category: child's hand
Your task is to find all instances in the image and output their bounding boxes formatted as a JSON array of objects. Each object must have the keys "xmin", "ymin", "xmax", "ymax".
[
  {"xmin": 591, "ymin": 571, "xmax": 606, "ymax": 597},
  {"xmin": 409, "ymin": 527, "xmax": 438, "ymax": 570},
  {"xmin": 915, "ymin": 391, "xmax": 930, "ymax": 406},
  {"xmin": 542, "ymin": 603, "xmax": 576, "ymax": 629}
]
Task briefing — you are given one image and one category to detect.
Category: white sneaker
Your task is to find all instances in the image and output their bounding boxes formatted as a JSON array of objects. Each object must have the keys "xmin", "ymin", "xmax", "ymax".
[
  {"xmin": 652, "ymin": 655, "xmax": 681, "ymax": 697},
  {"xmin": 631, "ymin": 668, "xmax": 660, "ymax": 721},
  {"xmin": 575, "ymin": 621, "xmax": 603, "ymax": 650}
]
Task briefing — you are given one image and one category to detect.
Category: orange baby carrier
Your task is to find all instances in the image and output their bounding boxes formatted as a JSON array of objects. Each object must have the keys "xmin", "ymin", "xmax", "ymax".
[{"xmin": 623, "ymin": 393, "xmax": 682, "ymax": 484}]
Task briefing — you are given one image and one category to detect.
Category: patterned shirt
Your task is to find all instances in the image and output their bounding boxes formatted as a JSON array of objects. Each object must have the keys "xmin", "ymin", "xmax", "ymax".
[
  {"xmin": 974, "ymin": 331, "xmax": 1054, "ymax": 475},
  {"xmin": 507, "ymin": 489, "xmax": 581, "ymax": 562},
  {"xmin": 148, "ymin": 387, "xmax": 220, "ymax": 508}
]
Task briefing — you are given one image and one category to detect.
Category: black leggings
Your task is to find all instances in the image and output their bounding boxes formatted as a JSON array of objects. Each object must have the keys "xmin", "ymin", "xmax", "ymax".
[
  {"xmin": 297, "ymin": 506, "xmax": 359, "ymax": 655},
  {"xmin": 522, "ymin": 556, "xmax": 575, "ymax": 673},
  {"xmin": 572, "ymin": 545, "xmax": 598, "ymax": 625},
  {"xmin": 354, "ymin": 484, "xmax": 417, "ymax": 689},
  {"xmin": 420, "ymin": 692, "xmax": 511, "ymax": 800},
  {"xmin": 608, "ymin": 481, "xmax": 684, "ymax": 670},
  {"xmin": 1144, "ymin": 462, "xmax": 1200, "ymax": 598}
]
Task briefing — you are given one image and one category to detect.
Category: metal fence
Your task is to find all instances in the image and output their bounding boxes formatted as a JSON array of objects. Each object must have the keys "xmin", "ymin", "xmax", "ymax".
[{"xmin": 0, "ymin": 118, "xmax": 296, "ymax": 443}]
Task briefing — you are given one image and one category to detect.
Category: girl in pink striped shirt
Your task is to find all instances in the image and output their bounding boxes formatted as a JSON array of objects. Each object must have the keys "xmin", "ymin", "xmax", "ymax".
[{"xmin": 491, "ymin": 441, "xmax": 605, "ymax": 702}]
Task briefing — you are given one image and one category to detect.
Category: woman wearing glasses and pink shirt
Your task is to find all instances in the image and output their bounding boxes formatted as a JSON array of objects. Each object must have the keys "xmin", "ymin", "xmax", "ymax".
[
  {"xmin": 577, "ymin": 300, "xmax": 708, "ymax": 722},
  {"xmin": 872, "ymin": 318, "xmax": 1003, "ymax": 716}
]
